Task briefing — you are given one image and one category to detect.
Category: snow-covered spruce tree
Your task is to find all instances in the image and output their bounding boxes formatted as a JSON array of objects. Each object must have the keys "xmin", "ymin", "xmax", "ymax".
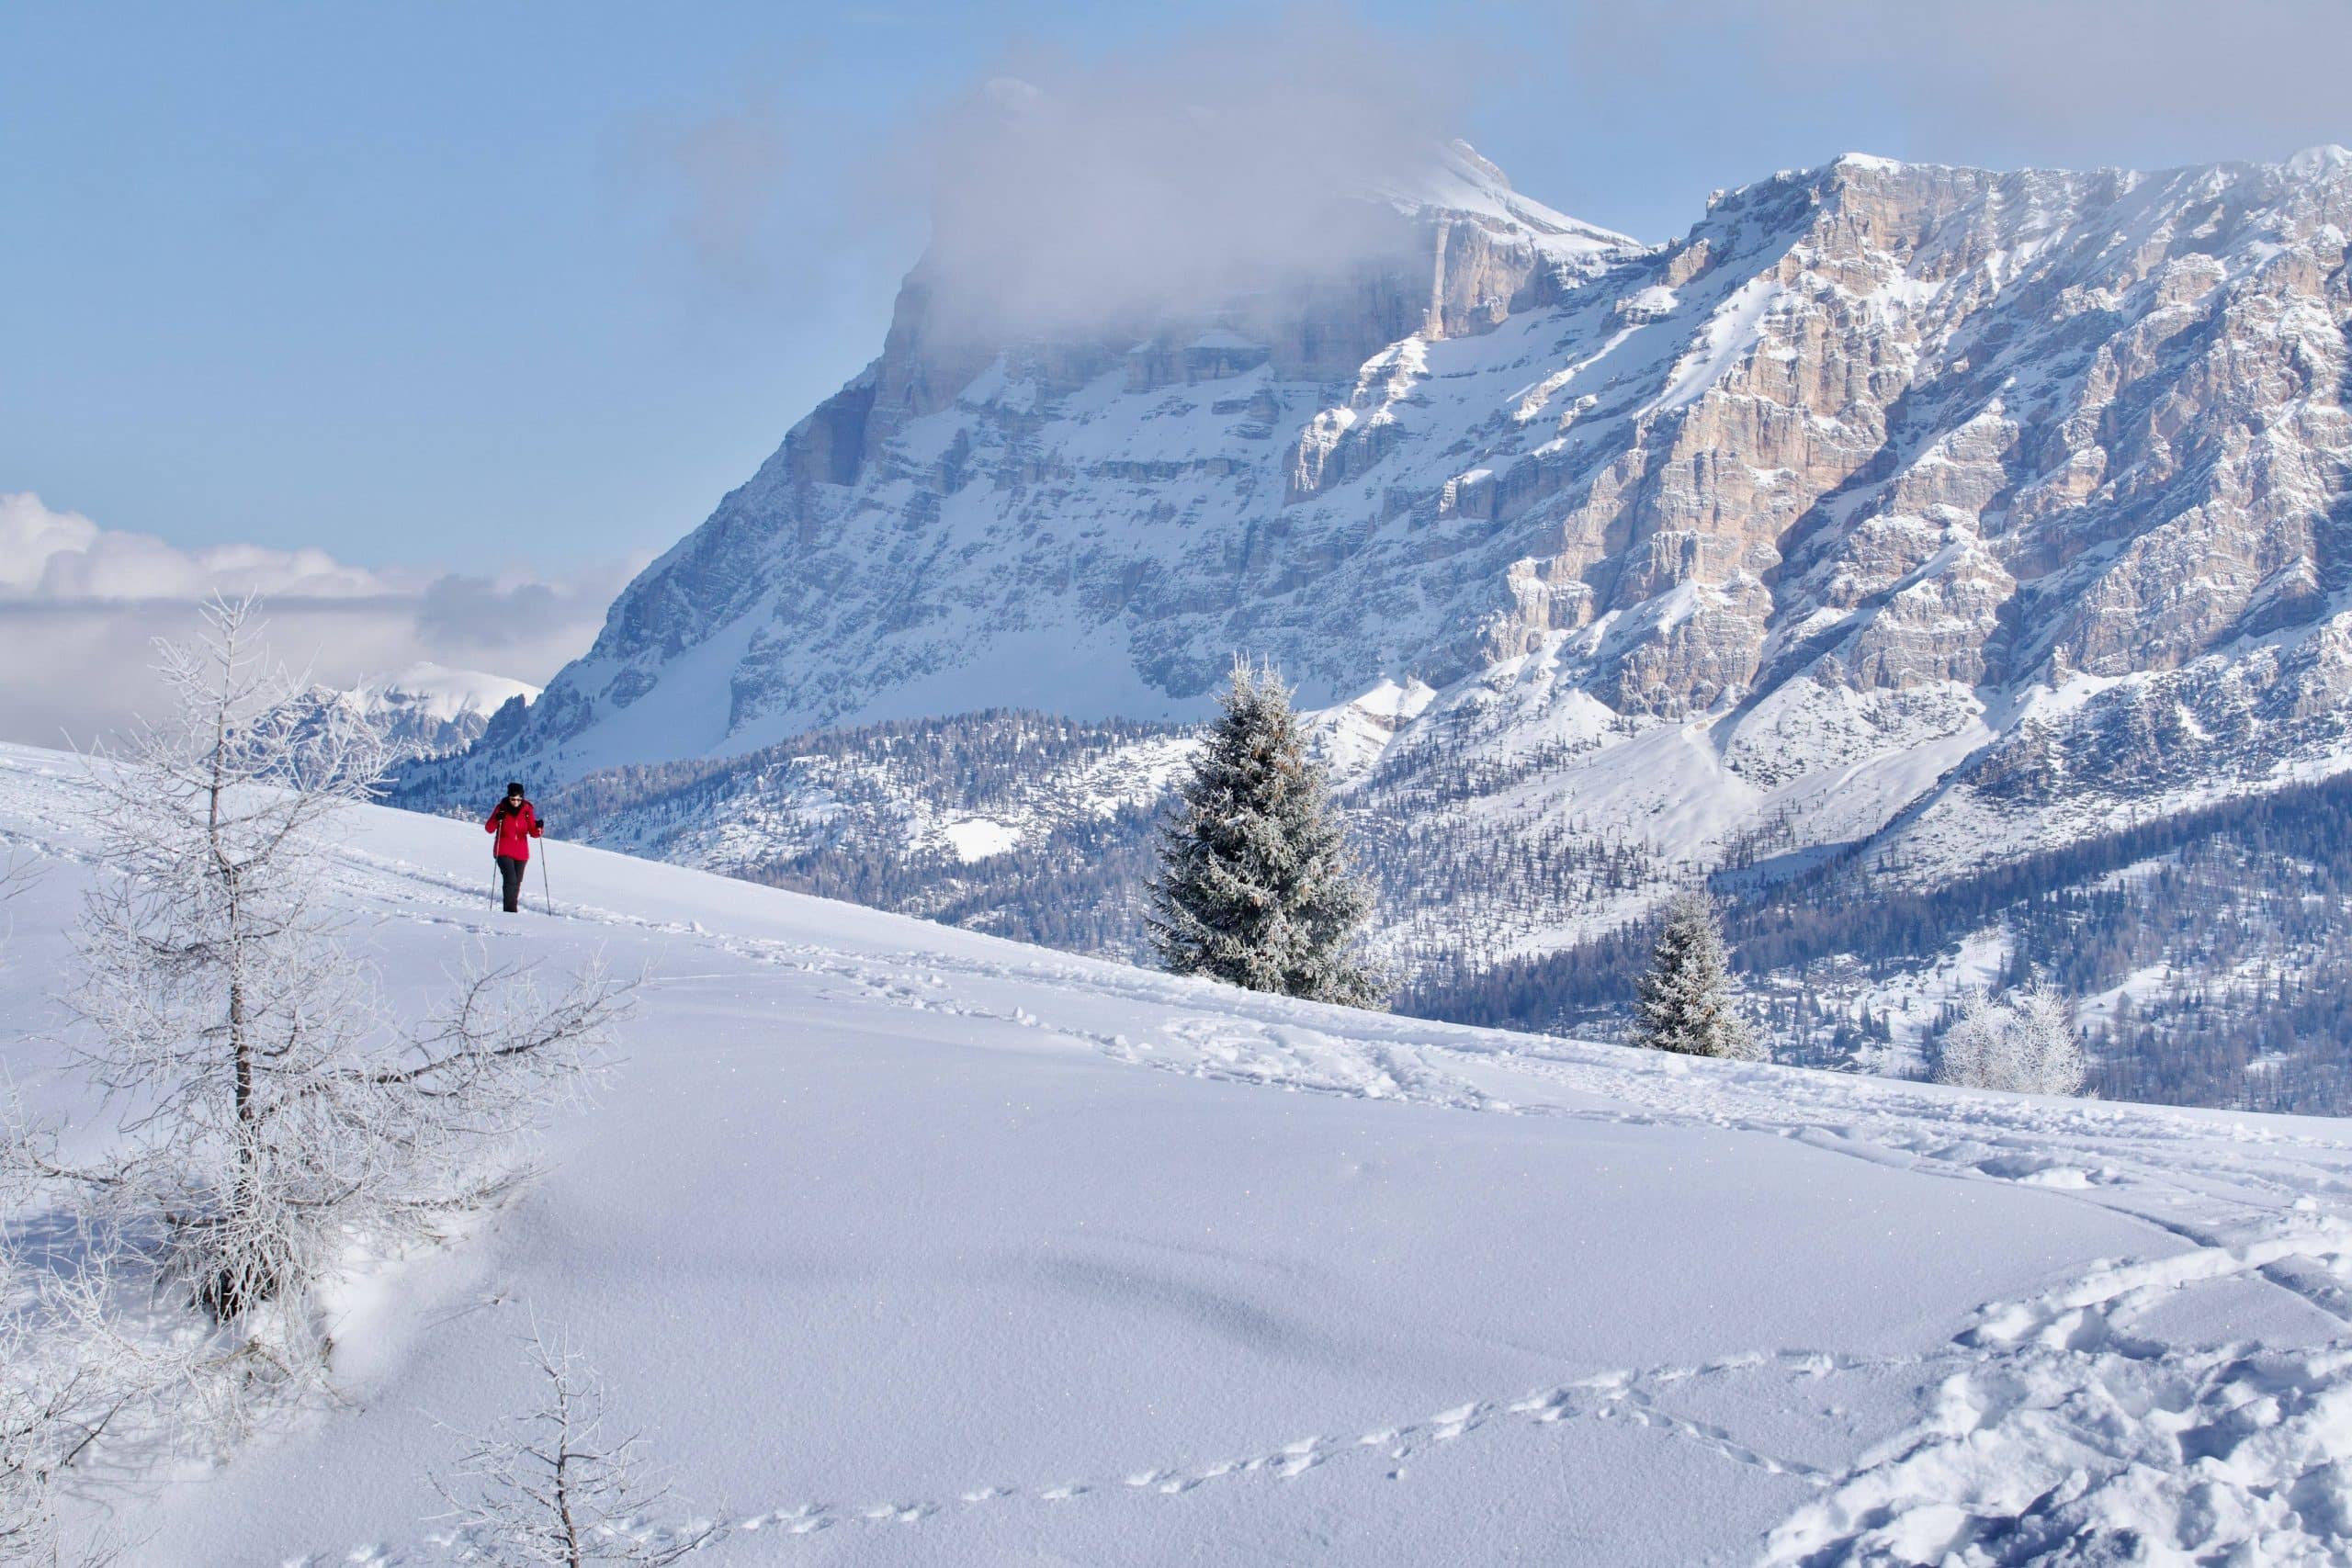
[
  {"xmin": 1630, "ymin": 892, "xmax": 1760, "ymax": 1060},
  {"xmin": 1148, "ymin": 660, "xmax": 1385, "ymax": 1008},
  {"xmin": 54, "ymin": 597, "xmax": 628, "ymax": 1344},
  {"xmin": 1934, "ymin": 982, "xmax": 2085, "ymax": 1096},
  {"xmin": 433, "ymin": 1325, "xmax": 723, "ymax": 1566}
]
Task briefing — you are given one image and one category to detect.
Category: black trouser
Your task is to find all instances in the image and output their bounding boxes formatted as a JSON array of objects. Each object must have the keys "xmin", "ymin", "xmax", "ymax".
[{"xmin": 497, "ymin": 855, "xmax": 527, "ymax": 912}]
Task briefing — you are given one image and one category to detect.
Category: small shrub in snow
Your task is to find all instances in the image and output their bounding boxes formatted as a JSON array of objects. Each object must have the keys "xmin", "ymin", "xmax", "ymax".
[
  {"xmin": 1934, "ymin": 982, "xmax": 2086, "ymax": 1096},
  {"xmin": 0, "ymin": 1134, "xmax": 176, "ymax": 1568},
  {"xmin": 1, "ymin": 873, "xmax": 132, "ymax": 1567},
  {"xmin": 433, "ymin": 1325, "xmax": 723, "ymax": 1566},
  {"xmin": 0, "ymin": 1245, "xmax": 69, "ymax": 1563},
  {"xmin": 1631, "ymin": 892, "xmax": 1761, "ymax": 1060},
  {"xmin": 1148, "ymin": 660, "xmax": 1385, "ymax": 1008}
]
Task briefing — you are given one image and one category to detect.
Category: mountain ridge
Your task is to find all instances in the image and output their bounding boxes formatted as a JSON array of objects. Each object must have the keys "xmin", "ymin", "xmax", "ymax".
[{"xmin": 441, "ymin": 141, "xmax": 2349, "ymax": 768}]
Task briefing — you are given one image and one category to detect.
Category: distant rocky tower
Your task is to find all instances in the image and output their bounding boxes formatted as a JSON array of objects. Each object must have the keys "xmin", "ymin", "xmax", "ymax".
[{"xmin": 428, "ymin": 141, "xmax": 2352, "ymax": 916}]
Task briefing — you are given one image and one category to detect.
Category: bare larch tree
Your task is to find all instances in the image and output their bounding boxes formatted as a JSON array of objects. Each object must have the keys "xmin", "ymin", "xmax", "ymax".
[{"xmin": 44, "ymin": 595, "xmax": 628, "ymax": 1350}]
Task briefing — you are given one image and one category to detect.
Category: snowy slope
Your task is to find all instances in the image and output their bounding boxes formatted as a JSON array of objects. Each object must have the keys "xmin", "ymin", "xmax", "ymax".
[{"xmin": 6, "ymin": 740, "xmax": 2352, "ymax": 1563}]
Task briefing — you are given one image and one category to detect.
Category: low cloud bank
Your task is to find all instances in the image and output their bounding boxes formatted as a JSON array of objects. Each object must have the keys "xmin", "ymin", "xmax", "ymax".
[{"xmin": 0, "ymin": 493, "xmax": 633, "ymax": 749}]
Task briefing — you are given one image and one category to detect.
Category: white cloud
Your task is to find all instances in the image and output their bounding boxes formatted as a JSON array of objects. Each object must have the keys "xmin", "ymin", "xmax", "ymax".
[
  {"xmin": 618, "ymin": 86, "xmax": 800, "ymax": 296},
  {"xmin": 885, "ymin": 17, "xmax": 1478, "ymax": 344},
  {"xmin": 0, "ymin": 491, "xmax": 395, "ymax": 601},
  {"xmin": 0, "ymin": 492, "xmax": 635, "ymax": 749}
]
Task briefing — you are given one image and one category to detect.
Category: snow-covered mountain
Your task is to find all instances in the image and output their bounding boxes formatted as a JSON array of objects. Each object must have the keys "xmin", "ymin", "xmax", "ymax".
[
  {"xmin": 8, "ymin": 740, "xmax": 2352, "ymax": 1565},
  {"xmin": 342, "ymin": 661, "xmax": 539, "ymax": 760},
  {"xmin": 407, "ymin": 143, "xmax": 2352, "ymax": 1105},
  {"xmin": 437, "ymin": 142, "xmax": 2352, "ymax": 787},
  {"xmin": 422, "ymin": 141, "xmax": 1647, "ymax": 777}
]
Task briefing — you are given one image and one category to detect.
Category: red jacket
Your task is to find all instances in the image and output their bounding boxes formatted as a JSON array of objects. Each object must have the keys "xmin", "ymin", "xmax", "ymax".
[{"xmin": 486, "ymin": 800, "xmax": 542, "ymax": 861}]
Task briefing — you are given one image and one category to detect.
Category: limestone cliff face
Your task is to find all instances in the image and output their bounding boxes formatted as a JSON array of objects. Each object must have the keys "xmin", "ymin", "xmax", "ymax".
[
  {"xmin": 1464, "ymin": 152, "xmax": 2352, "ymax": 730},
  {"xmin": 433, "ymin": 141, "xmax": 2352, "ymax": 922}
]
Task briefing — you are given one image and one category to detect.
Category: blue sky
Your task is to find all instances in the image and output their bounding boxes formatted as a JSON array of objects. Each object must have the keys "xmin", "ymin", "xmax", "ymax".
[{"xmin": 3, "ymin": 0, "xmax": 2346, "ymax": 588}]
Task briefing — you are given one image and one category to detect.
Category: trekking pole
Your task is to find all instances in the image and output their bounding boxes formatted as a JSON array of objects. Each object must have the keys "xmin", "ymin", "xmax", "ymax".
[{"xmin": 539, "ymin": 840, "xmax": 553, "ymax": 917}]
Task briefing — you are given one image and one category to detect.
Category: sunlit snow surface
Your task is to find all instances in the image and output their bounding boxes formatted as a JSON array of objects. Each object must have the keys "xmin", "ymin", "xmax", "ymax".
[{"xmin": 4, "ymin": 741, "xmax": 2350, "ymax": 1565}]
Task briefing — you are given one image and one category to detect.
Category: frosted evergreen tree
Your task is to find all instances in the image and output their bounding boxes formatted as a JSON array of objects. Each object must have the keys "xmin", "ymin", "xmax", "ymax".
[
  {"xmin": 1630, "ymin": 892, "xmax": 1760, "ymax": 1060},
  {"xmin": 1148, "ymin": 660, "xmax": 1386, "ymax": 1008},
  {"xmin": 1934, "ymin": 982, "xmax": 2084, "ymax": 1096}
]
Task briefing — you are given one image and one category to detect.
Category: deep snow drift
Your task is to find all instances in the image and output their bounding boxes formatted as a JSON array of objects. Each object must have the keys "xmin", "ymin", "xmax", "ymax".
[{"xmin": 3, "ymin": 740, "xmax": 2349, "ymax": 1564}]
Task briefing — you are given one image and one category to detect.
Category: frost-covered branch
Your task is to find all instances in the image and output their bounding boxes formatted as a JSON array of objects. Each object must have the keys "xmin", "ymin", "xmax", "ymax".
[
  {"xmin": 367, "ymin": 956, "xmax": 628, "ymax": 1109},
  {"xmin": 0, "ymin": 1219, "xmax": 170, "ymax": 1568}
]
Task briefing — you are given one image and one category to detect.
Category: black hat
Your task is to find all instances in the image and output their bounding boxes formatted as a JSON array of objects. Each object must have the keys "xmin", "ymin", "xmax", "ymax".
[{"xmin": 505, "ymin": 781, "xmax": 525, "ymax": 795}]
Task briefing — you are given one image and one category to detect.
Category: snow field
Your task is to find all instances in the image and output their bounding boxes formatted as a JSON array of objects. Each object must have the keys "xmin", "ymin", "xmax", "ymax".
[{"xmin": 0, "ymin": 740, "xmax": 2347, "ymax": 1563}]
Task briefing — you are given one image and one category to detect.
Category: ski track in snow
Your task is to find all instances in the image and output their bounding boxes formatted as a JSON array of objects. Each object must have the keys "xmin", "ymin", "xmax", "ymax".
[{"xmin": 8, "ymin": 773, "xmax": 2351, "ymax": 1565}]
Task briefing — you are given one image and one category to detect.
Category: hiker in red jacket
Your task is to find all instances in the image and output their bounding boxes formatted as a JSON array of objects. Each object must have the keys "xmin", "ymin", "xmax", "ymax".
[{"xmin": 485, "ymin": 781, "xmax": 543, "ymax": 913}]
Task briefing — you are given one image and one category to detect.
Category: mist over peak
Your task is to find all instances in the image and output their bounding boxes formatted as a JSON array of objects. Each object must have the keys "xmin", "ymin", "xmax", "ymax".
[{"xmin": 903, "ymin": 25, "xmax": 1482, "ymax": 344}]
